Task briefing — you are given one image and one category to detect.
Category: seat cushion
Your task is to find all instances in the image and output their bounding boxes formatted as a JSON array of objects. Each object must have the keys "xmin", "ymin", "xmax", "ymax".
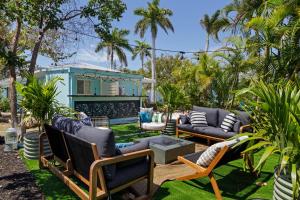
[
  {"xmin": 141, "ymin": 122, "xmax": 165, "ymax": 130},
  {"xmin": 192, "ymin": 106, "xmax": 218, "ymax": 127},
  {"xmin": 194, "ymin": 126, "xmax": 237, "ymax": 139},
  {"xmin": 107, "ymin": 159, "xmax": 149, "ymax": 189},
  {"xmin": 177, "ymin": 124, "xmax": 197, "ymax": 133}
]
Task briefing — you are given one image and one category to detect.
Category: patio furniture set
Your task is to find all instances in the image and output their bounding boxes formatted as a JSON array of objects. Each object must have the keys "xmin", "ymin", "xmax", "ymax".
[{"xmin": 39, "ymin": 106, "xmax": 252, "ymax": 200}]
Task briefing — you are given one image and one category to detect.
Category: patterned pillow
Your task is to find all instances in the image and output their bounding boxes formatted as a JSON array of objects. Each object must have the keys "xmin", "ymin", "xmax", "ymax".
[
  {"xmin": 190, "ymin": 111, "xmax": 208, "ymax": 127},
  {"xmin": 152, "ymin": 112, "xmax": 163, "ymax": 123},
  {"xmin": 221, "ymin": 113, "xmax": 237, "ymax": 132},
  {"xmin": 196, "ymin": 136, "xmax": 249, "ymax": 167},
  {"xmin": 196, "ymin": 143, "xmax": 221, "ymax": 167}
]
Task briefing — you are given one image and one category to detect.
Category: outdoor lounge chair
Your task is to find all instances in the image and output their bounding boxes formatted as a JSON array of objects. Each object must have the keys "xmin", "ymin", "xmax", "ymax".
[
  {"xmin": 176, "ymin": 146, "xmax": 229, "ymax": 200},
  {"xmin": 39, "ymin": 124, "xmax": 154, "ymax": 200}
]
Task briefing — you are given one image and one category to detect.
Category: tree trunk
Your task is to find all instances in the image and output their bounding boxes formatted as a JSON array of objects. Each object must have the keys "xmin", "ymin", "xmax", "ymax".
[
  {"xmin": 141, "ymin": 55, "xmax": 144, "ymax": 71},
  {"xmin": 28, "ymin": 31, "xmax": 45, "ymax": 76},
  {"xmin": 205, "ymin": 33, "xmax": 210, "ymax": 52},
  {"xmin": 8, "ymin": 17, "xmax": 22, "ymax": 128},
  {"xmin": 150, "ymin": 33, "xmax": 156, "ymax": 103},
  {"xmin": 110, "ymin": 45, "xmax": 114, "ymax": 70}
]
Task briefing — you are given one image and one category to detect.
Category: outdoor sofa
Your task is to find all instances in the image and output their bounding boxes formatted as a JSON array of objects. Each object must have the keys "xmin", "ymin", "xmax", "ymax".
[
  {"xmin": 39, "ymin": 117, "xmax": 154, "ymax": 200},
  {"xmin": 176, "ymin": 106, "xmax": 252, "ymax": 144}
]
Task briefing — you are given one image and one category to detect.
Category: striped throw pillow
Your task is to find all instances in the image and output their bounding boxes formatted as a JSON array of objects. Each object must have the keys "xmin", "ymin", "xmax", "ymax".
[
  {"xmin": 190, "ymin": 111, "xmax": 208, "ymax": 127},
  {"xmin": 196, "ymin": 143, "xmax": 221, "ymax": 167},
  {"xmin": 221, "ymin": 113, "xmax": 237, "ymax": 132}
]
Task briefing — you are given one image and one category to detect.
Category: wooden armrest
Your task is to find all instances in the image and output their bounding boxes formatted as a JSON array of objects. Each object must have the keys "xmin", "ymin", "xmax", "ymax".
[
  {"xmin": 240, "ymin": 124, "xmax": 252, "ymax": 133},
  {"xmin": 91, "ymin": 149, "xmax": 154, "ymax": 167},
  {"xmin": 176, "ymin": 118, "xmax": 180, "ymax": 126}
]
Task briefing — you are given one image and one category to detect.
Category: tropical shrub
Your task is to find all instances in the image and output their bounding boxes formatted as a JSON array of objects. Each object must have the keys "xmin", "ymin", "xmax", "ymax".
[
  {"xmin": 16, "ymin": 74, "xmax": 63, "ymax": 133},
  {"xmin": 236, "ymin": 80, "xmax": 300, "ymax": 198}
]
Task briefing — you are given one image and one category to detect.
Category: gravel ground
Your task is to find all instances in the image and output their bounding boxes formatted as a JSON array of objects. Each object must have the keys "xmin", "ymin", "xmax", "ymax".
[{"xmin": 0, "ymin": 137, "xmax": 44, "ymax": 200}]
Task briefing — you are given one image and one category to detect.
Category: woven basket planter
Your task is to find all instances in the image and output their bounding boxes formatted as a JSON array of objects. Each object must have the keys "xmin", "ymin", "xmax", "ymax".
[
  {"xmin": 273, "ymin": 167, "xmax": 298, "ymax": 200},
  {"xmin": 24, "ymin": 132, "xmax": 51, "ymax": 160},
  {"xmin": 163, "ymin": 119, "xmax": 176, "ymax": 135}
]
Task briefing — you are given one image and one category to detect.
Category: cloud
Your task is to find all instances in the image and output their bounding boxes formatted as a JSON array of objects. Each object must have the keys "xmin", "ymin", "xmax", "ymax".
[{"xmin": 76, "ymin": 48, "xmax": 108, "ymax": 65}]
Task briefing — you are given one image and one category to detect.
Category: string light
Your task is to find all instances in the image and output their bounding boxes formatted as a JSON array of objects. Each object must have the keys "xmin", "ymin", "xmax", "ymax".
[{"xmin": 62, "ymin": 27, "xmax": 251, "ymax": 55}]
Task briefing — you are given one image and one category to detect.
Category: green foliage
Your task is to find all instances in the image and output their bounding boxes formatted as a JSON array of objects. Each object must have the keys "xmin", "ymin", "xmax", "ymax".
[
  {"xmin": 134, "ymin": 0, "xmax": 174, "ymax": 39},
  {"xmin": 157, "ymin": 83, "xmax": 189, "ymax": 120},
  {"xmin": 96, "ymin": 28, "xmax": 132, "ymax": 68},
  {"xmin": 0, "ymin": 97, "xmax": 10, "ymax": 112},
  {"xmin": 16, "ymin": 74, "xmax": 63, "ymax": 132},
  {"xmin": 236, "ymin": 80, "xmax": 300, "ymax": 198},
  {"xmin": 132, "ymin": 40, "xmax": 151, "ymax": 70}
]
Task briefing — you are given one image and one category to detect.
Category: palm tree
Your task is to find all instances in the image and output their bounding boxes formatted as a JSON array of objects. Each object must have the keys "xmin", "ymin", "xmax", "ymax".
[
  {"xmin": 134, "ymin": 0, "xmax": 174, "ymax": 103},
  {"xmin": 95, "ymin": 28, "xmax": 132, "ymax": 69},
  {"xmin": 200, "ymin": 10, "xmax": 229, "ymax": 52},
  {"xmin": 132, "ymin": 40, "xmax": 151, "ymax": 70}
]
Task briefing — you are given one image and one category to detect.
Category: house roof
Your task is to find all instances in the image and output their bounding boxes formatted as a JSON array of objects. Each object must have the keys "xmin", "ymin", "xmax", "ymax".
[{"xmin": 39, "ymin": 63, "xmax": 121, "ymax": 73}]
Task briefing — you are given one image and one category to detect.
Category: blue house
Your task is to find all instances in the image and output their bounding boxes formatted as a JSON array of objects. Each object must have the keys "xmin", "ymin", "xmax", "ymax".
[{"xmin": 0, "ymin": 63, "xmax": 146, "ymax": 124}]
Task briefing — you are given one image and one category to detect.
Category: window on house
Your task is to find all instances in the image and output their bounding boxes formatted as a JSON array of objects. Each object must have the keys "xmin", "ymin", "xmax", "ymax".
[
  {"xmin": 77, "ymin": 79, "xmax": 91, "ymax": 95},
  {"xmin": 101, "ymin": 80, "xmax": 119, "ymax": 96}
]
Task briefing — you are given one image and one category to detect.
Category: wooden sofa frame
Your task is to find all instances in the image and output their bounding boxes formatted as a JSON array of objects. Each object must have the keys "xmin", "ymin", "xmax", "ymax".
[
  {"xmin": 175, "ymin": 118, "xmax": 251, "ymax": 145},
  {"xmin": 39, "ymin": 132, "xmax": 154, "ymax": 200}
]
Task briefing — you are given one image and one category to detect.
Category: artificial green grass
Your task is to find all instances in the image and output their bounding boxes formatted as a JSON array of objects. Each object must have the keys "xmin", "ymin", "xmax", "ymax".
[
  {"xmin": 111, "ymin": 123, "xmax": 160, "ymax": 143},
  {"xmin": 153, "ymin": 152, "xmax": 277, "ymax": 200}
]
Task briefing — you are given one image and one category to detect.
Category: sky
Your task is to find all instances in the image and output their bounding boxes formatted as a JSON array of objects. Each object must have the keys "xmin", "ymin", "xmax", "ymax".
[{"xmin": 37, "ymin": 0, "xmax": 232, "ymax": 70}]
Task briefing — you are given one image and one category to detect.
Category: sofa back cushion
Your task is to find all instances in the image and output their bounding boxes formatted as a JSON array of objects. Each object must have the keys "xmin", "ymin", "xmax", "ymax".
[
  {"xmin": 75, "ymin": 126, "xmax": 117, "ymax": 180},
  {"xmin": 235, "ymin": 111, "xmax": 251, "ymax": 126},
  {"xmin": 192, "ymin": 106, "xmax": 218, "ymax": 127}
]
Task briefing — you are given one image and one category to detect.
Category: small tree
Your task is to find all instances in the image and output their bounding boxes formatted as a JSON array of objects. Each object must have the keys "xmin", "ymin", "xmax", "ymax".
[
  {"xmin": 16, "ymin": 74, "xmax": 63, "ymax": 133},
  {"xmin": 157, "ymin": 83, "xmax": 189, "ymax": 122}
]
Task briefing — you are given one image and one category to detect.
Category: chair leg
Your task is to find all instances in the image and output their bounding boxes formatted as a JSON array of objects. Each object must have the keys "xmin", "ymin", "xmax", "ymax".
[{"xmin": 208, "ymin": 172, "xmax": 222, "ymax": 200}]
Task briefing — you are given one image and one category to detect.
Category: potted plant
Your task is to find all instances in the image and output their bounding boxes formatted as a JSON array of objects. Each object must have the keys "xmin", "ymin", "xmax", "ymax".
[
  {"xmin": 236, "ymin": 80, "xmax": 300, "ymax": 199},
  {"xmin": 16, "ymin": 74, "xmax": 63, "ymax": 159},
  {"xmin": 157, "ymin": 83, "xmax": 189, "ymax": 135}
]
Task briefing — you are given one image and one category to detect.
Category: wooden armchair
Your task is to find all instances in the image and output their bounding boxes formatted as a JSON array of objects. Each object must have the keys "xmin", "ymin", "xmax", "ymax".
[
  {"xmin": 176, "ymin": 146, "xmax": 229, "ymax": 200},
  {"xmin": 39, "ymin": 125, "xmax": 154, "ymax": 200}
]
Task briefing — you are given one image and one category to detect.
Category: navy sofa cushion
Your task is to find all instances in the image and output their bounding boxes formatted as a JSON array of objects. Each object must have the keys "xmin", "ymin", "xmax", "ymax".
[
  {"xmin": 75, "ymin": 126, "xmax": 117, "ymax": 180},
  {"xmin": 177, "ymin": 124, "xmax": 197, "ymax": 133},
  {"xmin": 179, "ymin": 114, "xmax": 190, "ymax": 124},
  {"xmin": 107, "ymin": 159, "xmax": 149, "ymax": 189},
  {"xmin": 194, "ymin": 127, "xmax": 236, "ymax": 139},
  {"xmin": 235, "ymin": 111, "xmax": 251, "ymax": 126},
  {"xmin": 192, "ymin": 106, "xmax": 218, "ymax": 127},
  {"xmin": 233, "ymin": 120, "xmax": 241, "ymax": 133}
]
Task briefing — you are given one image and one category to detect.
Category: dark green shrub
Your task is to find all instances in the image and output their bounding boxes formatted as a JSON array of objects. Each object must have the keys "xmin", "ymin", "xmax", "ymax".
[{"xmin": 0, "ymin": 98, "xmax": 10, "ymax": 112}]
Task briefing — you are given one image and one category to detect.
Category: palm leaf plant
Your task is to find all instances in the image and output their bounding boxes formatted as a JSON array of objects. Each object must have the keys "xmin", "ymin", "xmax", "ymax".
[
  {"xmin": 235, "ymin": 80, "xmax": 300, "ymax": 198},
  {"xmin": 132, "ymin": 40, "xmax": 151, "ymax": 71},
  {"xmin": 16, "ymin": 74, "xmax": 63, "ymax": 134},
  {"xmin": 95, "ymin": 28, "xmax": 132, "ymax": 69},
  {"xmin": 157, "ymin": 83, "xmax": 188, "ymax": 122}
]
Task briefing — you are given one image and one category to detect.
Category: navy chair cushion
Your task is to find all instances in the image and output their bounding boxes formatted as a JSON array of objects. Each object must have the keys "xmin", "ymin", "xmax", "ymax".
[{"xmin": 193, "ymin": 127, "xmax": 236, "ymax": 139}]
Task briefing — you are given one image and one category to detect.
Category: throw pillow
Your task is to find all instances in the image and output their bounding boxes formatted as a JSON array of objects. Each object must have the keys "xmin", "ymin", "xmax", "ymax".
[
  {"xmin": 140, "ymin": 107, "xmax": 153, "ymax": 117},
  {"xmin": 190, "ymin": 111, "xmax": 208, "ymax": 127},
  {"xmin": 157, "ymin": 113, "xmax": 163, "ymax": 123},
  {"xmin": 152, "ymin": 113, "xmax": 158, "ymax": 122},
  {"xmin": 140, "ymin": 112, "xmax": 151, "ymax": 123},
  {"xmin": 196, "ymin": 143, "xmax": 221, "ymax": 167},
  {"xmin": 179, "ymin": 114, "xmax": 190, "ymax": 124},
  {"xmin": 221, "ymin": 113, "xmax": 237, "ymax": 132},
  {"xmin": 196, "ymin": 136, "xmax": 249, "ymax": 167}
]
